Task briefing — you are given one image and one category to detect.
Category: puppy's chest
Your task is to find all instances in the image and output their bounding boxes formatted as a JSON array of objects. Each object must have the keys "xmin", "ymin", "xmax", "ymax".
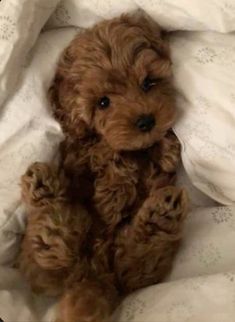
[
  {"xmin": 63, "ymin": 140, "xmax": 160, "ymax": 209},
  {"xmin": 125, "ymin": 152, "xmax": 160, "ymax": 198},
  {"xmin": 91, "ymin": 149, "xmax": 158, "ymax": 204}
]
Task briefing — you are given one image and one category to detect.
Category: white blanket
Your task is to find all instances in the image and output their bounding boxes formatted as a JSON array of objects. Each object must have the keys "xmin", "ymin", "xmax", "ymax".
[{"xmin": 1, "ymin": 1, "xmax": 235, "ymax": 321}]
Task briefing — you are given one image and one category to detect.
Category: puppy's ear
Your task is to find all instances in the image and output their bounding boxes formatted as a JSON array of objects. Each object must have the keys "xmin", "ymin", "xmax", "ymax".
[
  {"xmin": 49, "ymin": 43, "xmax": 91, "ymax": 139},
  {"xmin": 121, "ymin": 11, "xmax": 170, "ymax": 59}
]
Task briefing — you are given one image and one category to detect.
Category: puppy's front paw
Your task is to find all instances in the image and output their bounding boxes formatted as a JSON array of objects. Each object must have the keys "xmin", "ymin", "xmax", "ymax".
[
  {"xmin": 143, "ymin": 186, "xmax": 188, "ymax": 234},
  {"xmin": 21, "ymin": 162, "xmax": 66, "ymax": 207},
  {"xmin": 153, "ymin": 186, "xmax": 188, "ymax": 220},
  {"xmin": 159, "ymin": 133, "xmax": 181, "ymax": 173}
]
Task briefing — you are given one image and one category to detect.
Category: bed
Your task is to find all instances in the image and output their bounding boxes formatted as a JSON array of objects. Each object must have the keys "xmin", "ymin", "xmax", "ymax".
[{"xmin": 1, "ymin": 1, "xmax": 235, "ymax": 321}]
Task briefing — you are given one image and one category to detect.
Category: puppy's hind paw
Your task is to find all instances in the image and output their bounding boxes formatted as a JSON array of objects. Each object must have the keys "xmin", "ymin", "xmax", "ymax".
[{"xmin": 21, "ymin": 162, "xmax": 67, "ymax": 207}]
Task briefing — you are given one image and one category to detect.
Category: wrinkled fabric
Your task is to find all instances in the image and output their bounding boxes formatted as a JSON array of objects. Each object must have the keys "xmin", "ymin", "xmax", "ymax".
[{"xmin": 1, "ymin": 1, "xmax": 235, "ymax": 321}]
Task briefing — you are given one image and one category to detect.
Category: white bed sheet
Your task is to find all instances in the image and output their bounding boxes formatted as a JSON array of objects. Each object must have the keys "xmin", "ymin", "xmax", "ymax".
[{"xmin": 1, "ymin": 1, "xmax": 235, "ymax": 322}]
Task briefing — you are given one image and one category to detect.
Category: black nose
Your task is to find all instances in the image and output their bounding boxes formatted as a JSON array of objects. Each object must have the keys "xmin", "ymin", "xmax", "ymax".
[{"xmin": 135, "ymin": 114, "xmax": 155, "ymax": 132}]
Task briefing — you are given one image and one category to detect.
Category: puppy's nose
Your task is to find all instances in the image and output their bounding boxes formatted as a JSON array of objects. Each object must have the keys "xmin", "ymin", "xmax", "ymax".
[{"xmin": 135, "ymin": 114, "xmax": 155, "ymax": 132}]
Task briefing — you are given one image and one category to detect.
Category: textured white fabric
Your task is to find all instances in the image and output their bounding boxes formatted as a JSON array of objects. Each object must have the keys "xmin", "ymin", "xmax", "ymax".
[
  {"xmin": 172, "ymin": 31, "xmax": 235, "ymax": 205},
  {"xmin": 1, "ymin": 1, "xmax": 235, "ymax": 322},
  {"xmin": 0, "ymin": 27, "xmax": 77, "ymax": 267},
  {"xmin": 0, "ymin": 0, "xmax": 60, "ymax": 107},
  {"xmin": 46, "ymin": 0, "xmax": 235, "ymax": 32}
]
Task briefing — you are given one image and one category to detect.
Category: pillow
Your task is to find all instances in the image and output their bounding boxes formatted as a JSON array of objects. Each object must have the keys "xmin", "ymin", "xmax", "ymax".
[{"xmin": 171, "ymin": 31, "xmax": 235, "ymax": 204}]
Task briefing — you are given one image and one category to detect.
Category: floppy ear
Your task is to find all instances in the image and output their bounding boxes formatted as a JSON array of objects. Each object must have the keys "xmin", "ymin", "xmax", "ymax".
[
  {"xmin": 121, "ymin": 11, "xmax": 170, "ymax": 59},
  {"xmin": 49, "ymin": 41, "xmax": 92, "ymax": 139}
]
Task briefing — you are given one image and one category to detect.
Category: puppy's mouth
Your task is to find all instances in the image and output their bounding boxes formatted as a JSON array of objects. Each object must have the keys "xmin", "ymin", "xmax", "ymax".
[
  {"xmin": 130, "ymin": 118, "xmax": 174, "ymax": 151},
  {"xmin": 135, "ymin": 130, "xmax": 166, "ymax": 150},
  {"xmin": 104, "ymin": 114, "xmax": 174, "ymax": 152},
  {"xmin": 129, "ymin": 117, "xmax": 160, "ymax": 150},
  {"xmin": 107, "ymin": 128, "xmax": 167, "ymax": 152}
]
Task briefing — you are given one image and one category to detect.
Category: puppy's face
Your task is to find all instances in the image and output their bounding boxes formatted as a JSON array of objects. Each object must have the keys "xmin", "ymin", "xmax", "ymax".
[{"xmin": 52, "ymin": 14, "xmax": 176, "ymax": 151}]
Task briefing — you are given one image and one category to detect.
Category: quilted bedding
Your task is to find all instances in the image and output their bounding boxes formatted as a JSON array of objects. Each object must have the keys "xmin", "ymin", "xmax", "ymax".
[{"xmin": 1, "ymin": 1, "xmax": 235, "ymax": 321}]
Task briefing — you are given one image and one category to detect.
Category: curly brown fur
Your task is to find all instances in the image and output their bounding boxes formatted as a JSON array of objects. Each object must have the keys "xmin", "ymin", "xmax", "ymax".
[{"xmin": 19, "ymin": 13, "xmax": 188, "ymax": 322}]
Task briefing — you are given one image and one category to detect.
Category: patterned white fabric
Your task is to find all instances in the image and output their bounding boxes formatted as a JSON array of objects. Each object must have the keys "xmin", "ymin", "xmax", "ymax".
[
  {"xmin": 172, "ymin": 32, "xmax": 235, "ymax": 204},
  {"xmin": 1, "ymin": 1, "xmax": 235, "ymax": 322},
  {"xmin": 46, "ymin": 0, "xmax": 235, "ymax": 32},
  {"xmin": 0, "ymin": 0, "xmax": 60, "ymax": 106}
]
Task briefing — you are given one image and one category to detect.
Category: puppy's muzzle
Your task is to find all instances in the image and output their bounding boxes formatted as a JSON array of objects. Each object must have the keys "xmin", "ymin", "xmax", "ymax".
[{"xmin": 135, "ymin": 114, "xmax": 155, "ymax": 132}]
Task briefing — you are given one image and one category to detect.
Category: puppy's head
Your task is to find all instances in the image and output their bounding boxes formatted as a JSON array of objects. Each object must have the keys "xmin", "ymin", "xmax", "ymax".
[{"xmin": 50, "ymin": 13, "xmax": 176, "ymax": 151}]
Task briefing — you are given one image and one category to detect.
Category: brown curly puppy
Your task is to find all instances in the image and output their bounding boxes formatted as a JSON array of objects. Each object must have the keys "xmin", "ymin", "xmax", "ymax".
[{"xmin": 19, "ymin": 13, "xmax": 188, "ymax": 322}]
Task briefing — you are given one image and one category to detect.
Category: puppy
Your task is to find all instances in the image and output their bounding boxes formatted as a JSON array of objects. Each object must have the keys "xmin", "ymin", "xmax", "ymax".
[{"xmin": 19, "ymin": 13, "xmax": 188, "ymax": 322}]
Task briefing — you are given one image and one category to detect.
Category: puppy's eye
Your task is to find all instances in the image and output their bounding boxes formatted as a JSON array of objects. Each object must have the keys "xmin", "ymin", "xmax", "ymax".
[
  {"xmin": 141, "ymin": 77, "xmax": 156, "ymax": 92},
  {"xmin": 98, "ymin": 96, "xmax": 110, "ymax": 110}
]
